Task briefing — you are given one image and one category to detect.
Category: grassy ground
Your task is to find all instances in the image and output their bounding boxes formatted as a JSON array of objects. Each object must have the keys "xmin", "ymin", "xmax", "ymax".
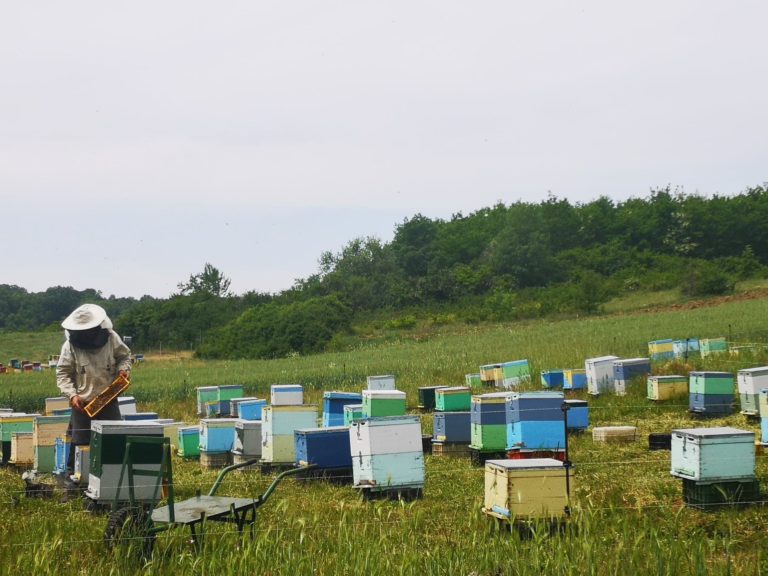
[{"xmin": 2, "ymin": 297, "xmax": 768, "ymax": 573}]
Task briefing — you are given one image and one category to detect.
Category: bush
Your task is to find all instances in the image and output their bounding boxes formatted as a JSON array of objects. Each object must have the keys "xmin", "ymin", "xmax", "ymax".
[{"xmin": 681, "ymin": 262, "xmax": 734, "ymax": 297}]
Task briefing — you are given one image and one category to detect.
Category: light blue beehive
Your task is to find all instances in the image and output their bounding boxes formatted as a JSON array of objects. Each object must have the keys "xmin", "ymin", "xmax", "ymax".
[{"xmin": 671, "ymin": 427, "xmax": 755, "ymax": 482}]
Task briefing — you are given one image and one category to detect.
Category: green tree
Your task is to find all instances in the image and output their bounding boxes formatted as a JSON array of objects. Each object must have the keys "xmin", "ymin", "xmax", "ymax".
[{"xmin": 177, "ymin": 263, "xmax": 233, "ymax": 297}]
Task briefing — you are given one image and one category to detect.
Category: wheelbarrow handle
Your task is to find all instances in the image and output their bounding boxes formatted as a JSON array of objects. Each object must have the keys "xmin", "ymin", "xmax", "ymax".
[
  {"xmin": 208, "ymin": 458, "xmax": 261, "ymax": 496},
  {"xmin": 260, "ymin": 465, "xmax": 318, "ymax": 504}
]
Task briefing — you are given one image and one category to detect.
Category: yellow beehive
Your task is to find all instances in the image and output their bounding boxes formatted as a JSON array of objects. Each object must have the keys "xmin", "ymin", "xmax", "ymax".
[
  {"xmin": 10, "ymin": 432, "xmax": 34, "ymax": 465},
  {"xmin": 33, "ymin": 416, "xmax": 70, "ymax": 446},
  {"xmin": 647, "ymin": 375, "xmax": 688, "ymax": 401},
  {"xmin": 483, "ymin": 458, "xmax": 570, "ymax": 521},
  {"xmin": 45, "ymin": 397, "xmax": 70, "ymax": 415}
]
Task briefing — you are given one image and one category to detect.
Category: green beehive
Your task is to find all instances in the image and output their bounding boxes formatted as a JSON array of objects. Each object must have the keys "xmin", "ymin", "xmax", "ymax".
[
  {"xmin": 435, "ymin": 387, "xmax": 472, "ymax": 412},
  {"xmin": 689, "ymin": 372, "xmax": 734, "ymax": 395},
  {"xmin": 196, "ymin": 386, "xmax": 219, "ymax": 416},
  {"xmin": 417, "ymin": 386, "xmax": 448, "ymax": 410},
  {"xmin": 471, "ymin": 423, "xmax": 507, "ymax": 451},
  {"xmin": 343, "ymin": 404, "xmax": 364, "ymax": 425},
  {"xmin": 700, "ymin": 338, "xmax": 728, "ymax": 357},
  {"xmin": 362, "ymin": 390, "xmax": 406, "ymax": 418},
  {"xmin": 465, "ymin": 374, "xmax": 483, "ymax": 388},
  {"xmin": 177, "ymin": 425, "xmax": 201, "ymax": 458}
]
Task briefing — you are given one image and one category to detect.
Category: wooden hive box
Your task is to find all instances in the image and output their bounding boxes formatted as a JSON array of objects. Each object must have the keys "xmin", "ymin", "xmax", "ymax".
[
  {"xmin": 563, "ymin": 399, "xmax": 589, "ymax": 431},
  {"xmin": 233, "ymin": 419, "xmax": 262, "ymax": 457},
  {"xmin": 470, "ymin": 393, "xmax": 509, "ymax": 451},
  {"xmin": 435, "ymin": 387, "xmax": 471, "ymax": 412},
  {"xmin": 323, "ymin": 392, "xmax": 363, "ymax": 426},
  {"xmin": 540, "ymin": 370, "xmax": 564, "ymax": 389},
  {"xmin": 177, "ymin": 425, "xmax": 200, "ymax": 458},
  {"xmin": 648, "ymin": 339, "xmax": 675, "ymax": 361},
  {"xmin": 271, "ymin": 384, "xmax": 304, "ymax": 406},
  {"xmin": 483, "ymin": 458, "xmax": 570, "ymax": 521},
  {"xmin": 229, "ymin": 397, "xmax": 258, "ymax": 418},
  {"xmin": 362, "ymin": 390, "xmax": 406, "ymax": 418},
  {"xmin": 479, "ymin": 364, "xmax": 501, "ymax": 386},
  {"xmin": 689, "ymin": 372, "xmax": 734, "ymax": 396},
  {"xmin": 738, "ymin": 368, "xmax": 768, "ymax": 416},
  {"xmin": 10, "ymin": 432, "xmax": 34, "ymax": 465},
  {"xmin": 671, "ymin": 427, "xmax": 755, "ymax": 482},
  {"xmin": 366, "ymin": 375, "xmax": 396, "ymax": 391},
  {"xmin": 700, "ymin": 338, "xmax": 728, "ymax": 357},
  {"xmin": 196, "ymin": 386, "xmax": 219, "ymax": 417},
  {"xmin": 612, "ymin": 358, "xmax": 651, "ymax": 396},
  {"xmin": 417, "ymin": 386, "xmax": 448, "ymax": 411},
  {"xmin": 44, "ymin": 397, "xmax": 70, "ymax": 415},
  {"xmin": 344, "ymin": 404, "xmax": 364, "ymax": 426},
  {"xmin": 585, "ymin": 356, "xmax": 620, "ymax": 395},
  {"xmin": 673, "ymin": 339, "xmax": 700, "ymax": 359},
  {"xmin": 592, "ymin": 426, "xmax": 637, "ymax": 443},
  {"xmin": 199, "ymin": 418, "xmax": 238, "ymax": 453},
  {"xmin": 238, "ymin": 399, "xmax": 267, "ymax": 421},
  {"xmin": 295, "ymin": 426, "xmax": 352, "ymax": 468},
  {"xmin": 261, "ymin": 405, "xmax": 318, "ymax": 463},
  {"xmin": 563, "ymin": 369, "xmax": 587, "ymax": 391},
  {"xmin": 433, "ymin": 411, "xmax": 471, "ymax": 443},
  {"xmin": 117, "ymin": 396, "xmax": 137, "ymax": 416},
  {"xmin": 499, "ymin": 360, "xmax": 531, "ymax": 389},
  {"xmin": 86, "ymin": 421, "xmax": 165, "ymax": 502},
  {"xmin": 217, "ymin": 385, "xmax": 245, "ymax": 416},
  {"xmin": 33, "ymin": 415, "xmax": 70, "ymax": 447},
  {"xmin": 647, "ymin": 375, "xmax": 688, "ymax": 401},
  {"xmin": 465, "ymin": 373, "xmax": 482, "ymax": 388},
  {"xmin": 349, "ymin": 416, "xmax": 424, "ymax": 489}
]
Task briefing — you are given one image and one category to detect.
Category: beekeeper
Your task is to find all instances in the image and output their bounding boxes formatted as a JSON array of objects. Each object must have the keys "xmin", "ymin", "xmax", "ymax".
[{"xmin": 56, "ymin": 303, "xmax": 132, "ymax": 475}]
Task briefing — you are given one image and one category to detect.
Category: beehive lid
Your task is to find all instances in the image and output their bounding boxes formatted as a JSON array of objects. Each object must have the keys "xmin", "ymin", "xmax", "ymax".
[
  {"xmin": 323, "ymin": 391, "xmax": 362, "ymax": 399},
  {"xmin": 649, "ymin": 339, "xmax": 673, "ymax": 344},
  {"xmin": 356, "ymin": 415, "xmax": 420, "ymax": 426},
  {"xmin": 651, "ymin": 375, "xmax": 686, "ymax": 381},
  {"xmin": 179, "ymin": 425, "xmax": 200, "ymax": 434},
  {"xmin": 117, "ymin": 396, "xmax": 136, "ymax": 404},
  {"xmin": 201, "ymin": 418, "xmax": 239, "ymax": 428},
  {"xmin": 738, "ymin": 367, "xmax": 768, "ymax": 376},
  {"xmin": 672, "ymin": 427, "xmax": 753, "ymax": 439},
  {"xmin": 689, "ymin": 371, "xmax": 732, "ymax": 377},
  {"xmin": 512, "ymin": 391, "xmax": 564, "ymax": 400},
  {"xmin": 486, "ymin": 458, "xmax": 565, "ymax": 470},
  {"xmin": 564, "ymin": 399, "xmax": 588, "ymax": 408},
  {"xmin": 91, "ymin": 420, "xmax": 165, "ymax": 434},
  {"xmin": 472, "ymin": 392, "xmax": 509, "ymax": 402},
  {"xmin": 240, "ymin": 398, "xmax": 267, "ymax": 405},
  {"xmin": 614, "ymin": 357, "xmax": 650, "ymax": 365},
  {"xmin": 272, "ymin": 384, "xmax": 303, "ymax": 391},
  {"xmin": 295, "ymin": 425, "xmax": 348, "ymax": 435},
  {"xmin": 363, "ymin": 390, "xmax": 406, "ymax": 399},
  {"xmin": 344, "ymin": 404, "xmax": 363, "ymax": 411},
  {"xmin": 587, "ymin": 355, "xmax": 620, "ymax": 363},
  {"xmin": 368, "ymin": 375, "xmax": 394, "ymax": 380},
  {"xmin": 439, "ymin": 387, "xmax": 470, "ymax": 394},
  {"xmin": 235, "ymin": 419, "xmax": 261, "ymax": 429},
  {"xmin": 501, "ymin": 360, "xmax": 528, "ymax": 366},
  {"xmin": 219, "ymin": 385, "xmax": 242, "ymax": 390},
  {"xmin": 197, "ymin": 386, "xmax": 218, "ymax": 391}
]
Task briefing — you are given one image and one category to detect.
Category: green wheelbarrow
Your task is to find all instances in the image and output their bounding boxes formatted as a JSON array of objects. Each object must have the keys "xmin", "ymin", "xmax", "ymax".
[{"xmin": 104, "ymin": 435, "xmax": 313, "ymax": 560}]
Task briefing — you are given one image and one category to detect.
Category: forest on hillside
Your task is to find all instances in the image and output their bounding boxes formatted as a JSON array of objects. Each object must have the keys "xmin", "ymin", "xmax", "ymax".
[{"xmin": 3, "ymin": 186, "xmax": 768, "ymax": 358}]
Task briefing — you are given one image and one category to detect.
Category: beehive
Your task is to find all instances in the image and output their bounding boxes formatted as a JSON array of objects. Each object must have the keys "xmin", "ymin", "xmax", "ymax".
[
  {"xmin": 323, "ymin": 391, "xmax": 363, "ymax": 426},
  {"xmin": 361, "ymin": 390, "xmax": 406, "ymax": 418},
  {"xmin": 86, "ymin": 421, "xmax": 165, "ymax": 502},
  {"xmin": 499, "ymin": 360, "xmax": 531, "ymax": 389},
  {"xmin": 349, "ymin": 416, "xmax": 424, "ymax": 489},
  {"xmin": 196, "ymin": 386, "xmax": 219, "ymax": 416},
  {"xmin": 117, "ymin": 396, "xmax": 137, "ymax": 416},
  {"xmin": 199, "ymin": 418, "xmax": 238, "ymax": 453},
  {"xmin": 295, "ymin": 426, "xmax": 352, "ymax": 469},
  {"xmin": 217, "ymin": 385, "xmax": 245, "ymax": 415},
  {"xmin": 123, "ymin": 412, "xmax": 159, "ymax": 421},
  {"xmin": 44, "ymin": 397, "xmax": 69, "ymax": 415},
  {"xmin": 564, "ymin": 399, "xmax": 589, "ymax": 431},
  {"xmin": 1, "ymin": 413, "xmax": 37, "ymax": 462},
  {"xmin": 238, "ymin": 398, "xmax": 267, "ymax": 421},
  {"xmin": 648, "ymin": 339, "xmax": 675, "ymax": 361},
  {"xmin": 53, "ymin": 436, "xmax": 70, "ymax": 475},
  {"xmin": 177, "ymin": 425, "xmax": 200, "ymax": 458},
  {"xmin": 673, "ymin": 339, "xmax": 700, "ymax": 359},
  {"xmin": 761, "ymin": 417, "xmax": 768, "ymax": 445},
  {"xmin": 760, "ymin": 389, "xmax": 768, "ymax": 419},
  {"xmin": 483, "ymin": 459, "xmax": 570, "ymax": 521},
  {"xmin": 737, "ymin": 367, "xmax": 768, "ymax": 416},
  {"xmin": 417, "ymin": 386, "xmax": 448, "ymax": 411},
  {"xmin": 366, "ymin": 375, "xmax": 396, "ymax": 391},
  {"xmin": 33, "ymin": 415, "xmax": 70, "ymax": 473},
  {"xmin": 261, "ymin": 405, "xmax": 319, "ymax": 464},
  {"xmin": 592, "ymin": 426, "xmax": 637, "ymax": 443},
  {"xmin": 271, "ymin": 384, "xmax": 304, "ymax": 406},
  {"xmin": 671, "ymin": 427, "xmax": 755, "ymax": 482},
  {"xmin": 233, "ymin": 419, "xmax": 262, "ymax": 457},
  {"xmin": 465, "ymin": 373, "xmax": 483, "ymax": 388},
  {"xmin": 612, "ymin": 358, "xmax": 651, "ymax": 396},
  {"xmin": 562, "ymin": 369, "xmax": 587, "ymax": 391},
  {"xmin": 10, "ymin": 432, "xmax": 33, "ymax": 465},
  {"xmin": 700, "ymin": 337, "xmax": 728, "ymax": 357},
  {"xmin": 344, "ymin": 404, "xmax": 364, "ymax": 425},
  {"xmin": 435, "ymin": 387, "xmax": 471, "ymax": 412},
  {"xmin": 506, "ymin": 391, "xmax": 565, "ymax": 451},
  {"xmin": 586, "ymin": 356, "xmax": 620, "ymax": 395},
  {"xmin": 689, "ymin": 372, "xmax": 734, "ymax": 416},
  {"xmin": 433, "ymin": 411, "xmax": 471, "ymax": 443},
  {"xmin": 647, "ymin": 375, "xmax": 688, "ymax": 401},
  {"xmin": 74, "ymin": 445, "xmax": 90, "ymax": 482},
  {"xmin": 470, "ymin": 393, "xmax": 509, "ymax": 451},
  {"xmin": 228, "ymin": 397, "xmax": 258, "ymax": 418},
  {"xmin": 480, "ymin": 364, "xmax": 501, "ymax": 386},
  {"xmin": 540, "ymin": 370, "xmax": 564, "ymax": 389}
]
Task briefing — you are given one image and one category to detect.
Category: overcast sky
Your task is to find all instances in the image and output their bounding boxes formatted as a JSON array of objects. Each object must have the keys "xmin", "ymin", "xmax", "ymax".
[{"xmin": 2, "ymin": 1, "xmax": 766, "ymax": 298}]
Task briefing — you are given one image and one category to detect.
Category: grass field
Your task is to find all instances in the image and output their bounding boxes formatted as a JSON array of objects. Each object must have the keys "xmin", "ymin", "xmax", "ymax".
[{"xmin": 2, "ymin": 297, "xmax": 768, "ymax": 574}]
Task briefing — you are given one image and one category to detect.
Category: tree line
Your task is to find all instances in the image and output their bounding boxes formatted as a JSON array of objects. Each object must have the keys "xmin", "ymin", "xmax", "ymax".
[{"xmin": 4, "ymin": 186, "xmax": 767, "ymax": 358}]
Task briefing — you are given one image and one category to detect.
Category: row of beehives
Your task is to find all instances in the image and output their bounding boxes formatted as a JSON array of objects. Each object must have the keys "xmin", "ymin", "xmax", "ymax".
[
  {"xmin": 464, "ymin": 359, "xmax": 531, "ymax": 389},
  {"xmin": 541, "ymin": 355, "xmax": 652, "ymax": 395},
  {"xmin": 0, "ymin": 352, "xmax": 144, "ymax": 375}
]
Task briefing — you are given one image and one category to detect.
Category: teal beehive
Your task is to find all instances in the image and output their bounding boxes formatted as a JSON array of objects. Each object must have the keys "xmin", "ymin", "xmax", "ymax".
[{"xmin": 671, "ymin": 427, "xmax": 755, "ymax": 482}]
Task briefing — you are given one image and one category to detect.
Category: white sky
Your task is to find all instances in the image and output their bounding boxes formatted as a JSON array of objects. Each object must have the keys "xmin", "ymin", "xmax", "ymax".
[{"xmin": 1, "ymin": 1, "xmax": 766, "ymax": 298}]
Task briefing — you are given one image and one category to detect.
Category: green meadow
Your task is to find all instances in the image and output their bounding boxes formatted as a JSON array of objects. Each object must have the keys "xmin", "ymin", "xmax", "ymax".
[{"xmin": 1, "ymin": 297, "xmax": 768, "ymax": 574}]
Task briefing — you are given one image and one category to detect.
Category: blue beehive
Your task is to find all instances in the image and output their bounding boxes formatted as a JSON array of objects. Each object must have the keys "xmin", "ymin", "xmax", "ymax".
[
  {"xmin": 238, "ymin": 399, "xmax": 267, "ymax": 421},
  {"xmin": 563, "ymin": 369, "xmax": 587, "ymax": 390},
  {"xmin": 689, "ymin": 393, "xmax": 733, "ymax": 416},
  {"xmin": 53, "ymin": 437, "xmax": 70, "ymax": 475},
  {"xmin": 322, "ymin": 392, "xmax": 363, "ymax": 427},
  {"xmin": 199, "ymin": 418, "xmax": 238, "ymax": 453},
  {"xmin": 612, "ymin": 358, "xmax": 651, "ymax": 396},
  {"xmin": 505, "ymin": 392, "xmax": 565, "ymax": 451},
  {"xmin": 540, "ymin": 370, "xmax": 564, "ymax": 389},
  {"xmin": 123, "ymin": 412, "xmax": 160, "ymax": 421},
  {"xmin": 433, "ymin": 411, "xmax": 471, "ymax": 443},
  {"xmin": 471, "ymin": 392, "xmax": 508, "ymax": 426},
  {"xmin": 564, "ymin": 399, "xmax": 589, "ymax": 431},
  {"xmin": 506, "ymin": 391, "xmax": 564, "ymax": 423},
  {"xmin": 294, "ymin": 426, "xmax": 352, "ymax": 469}
]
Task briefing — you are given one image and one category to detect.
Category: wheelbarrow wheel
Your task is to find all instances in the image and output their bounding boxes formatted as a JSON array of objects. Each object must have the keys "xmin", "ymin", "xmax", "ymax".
[{"xmin": 104, "ymin": 506, "xmax": 155, "ymax": 561}]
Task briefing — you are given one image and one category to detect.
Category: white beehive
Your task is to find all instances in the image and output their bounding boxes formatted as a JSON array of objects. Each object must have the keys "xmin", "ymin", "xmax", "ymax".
[{"xmin": 586, "ymin": 356, "xmax": 620, "ymax": 395}]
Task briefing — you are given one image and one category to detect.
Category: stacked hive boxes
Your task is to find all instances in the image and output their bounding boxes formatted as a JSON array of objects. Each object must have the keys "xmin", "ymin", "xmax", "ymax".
[
  {"xmin": 435, "ymin": 387, "xmax": 471, "ymax": 412},
  {"xmin": 177, "ymin": 425, "xmax": 200, "ymax": 458},
  {"xmin": 465, "ymin": 374, "xmax": 482, "ymax": 388},
  {"xmin": 199, "ymin": 418, "xmax": 238, "ymax": 468},
  {"xmin": 700, "ymin": 338, "xmax": 728, "ymax": 357},
  {"xmin": 431, "ymin": 411, "xmax": 471, "ymax": 456},
  {"xmin": 540, "ymin": 370, "xmax": 564, "ymax": 389},
  {"xmin": 261, "ymin": 405, "xmax": 318, "ymax": 465},
  {"xmin": 673, "ymin": 339, "xmax": 700, "ymax": 359},
  {"xmin": 417, "ymin": 386, "xmax": 448, "ymax": 410},
  {"xmin": 349, "ymin": 416, "xmax": 424, "ymax": 494},
  {"xmin": 499, "ymin": 360, "xmax": 531, "ymax": 389},
  {"xmin": 671, "ymin": 427, "xmax": 758, "ymax": 509},
  {"xmin": 689, "ymin": 371, "xmax": 734, "ymax": 416},
  {"xmin": 586, "ymin": 356, "xmax": 620, "ymax": 395},
  {"xmin": 33, "ymin": 415, "xmax": 69, "ymax": 473},
  {"xmin": 323, "ymin": 392, "xmax": 363, "ymax": 426},
  {"xmin": 86, "ymin": 421, "xmax": 166, "ymax": 503},
  {"xmin": 483, "ymin": 459, "xmax": 570, "ymax": 523},
  {"xmin": 271, "ymin": 385, "xmax": 303, "ymax": 405},
  {"xmin": 470, "ymin": 393, "xmax": 509, "ymax": 455},
  {"xmin": 648, "ymin": 339, "xmax": 674, "ymax": 361},
  {"xmin": 362, "ymin": 390, "xmax": 406, "ymax": 418},
  {"xmin": 612, "ymin": 358, "xmax": 651, "ymax": 396},
  {"xmin": 232, "ymin": 420, "xmax": 262, "ymax": 463},
  {"xmin": 506, "ymin": 392, "xmax": 565, "ymax": 453},
  {"xmin": 647, "ymin": 375, "xmax": 688, "ymax": 401},
  {"xmin": 118, "ymin": 396, "xmax": 137, "ymax": 416},
  {"xmin": 760, "ymin": 390, "xmax": 768, "ymax": 444},
  {"xmin": 196, "ymin": 386, "xmax": 219, "ymax": 417},
  {"xmin": 239, "ymin": 399, "xmax": 267, "ymax": 421},
  {"xmin": 736, "ymin": 367, "xmax": 768, "ymax": 416},
  {"xmin": 563, "ymin": 399, "xmax": 589, "ymax": 432},
  {"xmin": 44, "ymin": 397, "xmax": 70, "ymax": 415},
  {"xmin": 229, "ymin": 397, "xmax": 258, "ymax": 418},
  {"xmin": 217, "ymin": 385, "xmax": 244, "ymax": 416},
  {"xmin": 0, "ymin": 413, "xmax": 37, "ymax": 464},
  {"xmin": 563, "ymin": 369, "xmax": 587, "ymax": 391},
  {"xmin": 295, "ymin": 426, "xmax": 352, "ymax": 471},
  {"xmin": 10, "ymin": 432, "xmax": 33, "ymax": 466},
  {"xmin": 367, "ymin": 375, "xmax": 396, "ymax": 391}
]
